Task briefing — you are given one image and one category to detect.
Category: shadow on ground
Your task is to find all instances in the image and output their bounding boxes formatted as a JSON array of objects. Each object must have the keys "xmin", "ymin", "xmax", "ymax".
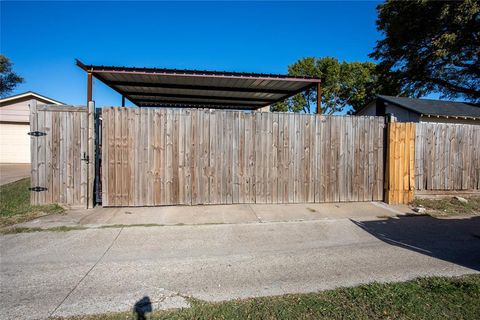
[
  {"xmin": 133, "ymin": 296, "xmax": 152, "ymax": 320},
  {"xmin": 352, "ymin": 215, "xmax": 480, "ymax": 271}
]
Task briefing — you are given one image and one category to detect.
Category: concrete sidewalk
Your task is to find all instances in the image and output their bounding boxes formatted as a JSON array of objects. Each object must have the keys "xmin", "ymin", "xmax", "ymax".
[{"xmin": 17, "ymin": 201, "xmax": 412, "ymax": 229}]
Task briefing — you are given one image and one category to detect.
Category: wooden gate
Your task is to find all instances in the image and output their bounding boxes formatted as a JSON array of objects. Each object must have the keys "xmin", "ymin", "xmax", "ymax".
[
  {"xmin": 30, "ymin": 101, "xmax": 95, "ymax": 208},
  {"xmin": 101, "ymin": 108, "xmax": 386, "ymax": 206}
]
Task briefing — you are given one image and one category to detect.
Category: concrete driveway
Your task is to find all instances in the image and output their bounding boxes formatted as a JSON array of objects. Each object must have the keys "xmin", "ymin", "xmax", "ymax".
[
  {"xmin": 1, "ymin": 209, "xmax": 479, "ymax": 319},
  {"xmin": 0, "ymin": 163, "xmax": 30, "ymax": 185}
]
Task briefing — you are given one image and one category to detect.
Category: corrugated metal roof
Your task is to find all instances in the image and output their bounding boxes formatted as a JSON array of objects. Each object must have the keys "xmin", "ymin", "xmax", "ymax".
[{"xmin": 76, "ymin": 59, "xmax": 320, "ymax": 109}]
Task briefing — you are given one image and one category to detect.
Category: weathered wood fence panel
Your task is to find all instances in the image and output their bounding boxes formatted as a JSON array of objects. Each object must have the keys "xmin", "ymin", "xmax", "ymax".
[
  {"xmin": 385, "ymin": 122, "xmax": 416, "ymax": 204},
  {"xmin": 102, "ymin": 108, "xmax": 386, "ymax": 206},
  {"xmin": 30, "ymin": 102, "xmax": 91, "ymax": 207},
  {"xmin": 415, "ymin": 123, "xmax": 480, "ymax": 191}
]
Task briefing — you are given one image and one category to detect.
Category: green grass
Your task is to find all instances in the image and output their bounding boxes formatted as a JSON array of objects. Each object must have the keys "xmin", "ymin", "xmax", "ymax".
[
  {"xmin": 54, "ymin": 274, "xmax": 480, "ymax": 320},
  {"xmin": 411, "ymin": 196, "xmax": 480, "ymax": 216},
  {"xmin": 0, "ymin": 225, "xmax": 88, "ymax": 235},
  {"xmin": 0, "ymin": 222, "xmax": 230, "ymax": 234},
  {"xmin": 0, "ymin": 224, "xmax": 167, "ymax": 235},
  {"xmin": 99, "ymin": 223, "xmax": 165, "ymax": 229},
  {"xmin": 0, "ymin": 178, "xmax": 64, "ymax": 227}
]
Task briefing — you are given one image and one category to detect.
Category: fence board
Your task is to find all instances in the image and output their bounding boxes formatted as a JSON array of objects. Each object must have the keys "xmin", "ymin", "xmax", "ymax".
[
  {"xmin": 415, "ymin": 123, "xmax": 480, "ymax": 192},
  {"xmin": 385, "ymin": 122, "xmax": 416, "ymax": 204},
  {"xmin": 130, "ymin": 109, "xmax": 137, "ymax": 206},
  {"xmin": 51, "ymin": 112, "xmax": 60, "ymax": 203}
]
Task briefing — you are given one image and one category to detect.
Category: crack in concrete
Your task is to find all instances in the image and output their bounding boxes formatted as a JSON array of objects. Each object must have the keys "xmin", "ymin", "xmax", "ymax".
[
  {"xmin": 247, "ymin": 204, "xmax": 263, "ymax": 223},
  {"xmin": 49, "ymin": 227, "xmax": 124, "ymax": 318}
]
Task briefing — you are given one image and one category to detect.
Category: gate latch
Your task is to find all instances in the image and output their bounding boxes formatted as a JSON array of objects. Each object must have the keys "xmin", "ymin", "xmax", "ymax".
[
  {"xmin": 28, "ymin": 131, "xmax": 47, "ymax": 137},
  {"xmin": 29, "ymin": 186, "xmax": 48, "ymax": 192},
  {"xmin": 81, "ymin": 152, "xmax": 90, "ymax": 163}
]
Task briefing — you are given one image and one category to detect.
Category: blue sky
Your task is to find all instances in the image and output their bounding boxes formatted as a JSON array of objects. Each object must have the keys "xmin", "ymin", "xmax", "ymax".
[{"xmin": 1, "ymin": 1, "xmax": 382, "ymax": 107}]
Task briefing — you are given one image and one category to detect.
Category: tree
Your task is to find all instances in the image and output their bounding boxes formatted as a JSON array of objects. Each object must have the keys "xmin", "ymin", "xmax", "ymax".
[
  {"xmin": 271, "ymin": 57, "xmax": 385, "ymax": 114},
  {"xmin": 0, "ymin": 55, "xmax": 24, "ymax": 98},
  {"xmin": 370, "ymin": 0, "xmax": 480, "ymax": 102}
]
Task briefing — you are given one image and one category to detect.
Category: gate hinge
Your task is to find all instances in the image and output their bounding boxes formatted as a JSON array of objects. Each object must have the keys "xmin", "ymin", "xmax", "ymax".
[
  {"xmin": 29, "ymin": 186, "xmax": 48, "ymax": 192},
  {"xmin": 28, "ymin": 131, "xmax": 47, "ymax": 137}
]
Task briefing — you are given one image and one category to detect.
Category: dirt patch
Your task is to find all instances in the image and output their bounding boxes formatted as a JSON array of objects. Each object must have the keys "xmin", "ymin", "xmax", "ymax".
[{"xmin": 411, "ymin": 197, "xmax": 480, "ymax": 216}]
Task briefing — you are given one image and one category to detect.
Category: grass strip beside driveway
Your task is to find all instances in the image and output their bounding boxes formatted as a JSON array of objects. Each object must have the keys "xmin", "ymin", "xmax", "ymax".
[
  {"xmin": 55, "ymin": 274, "xmax": 480, "ymax": 320},
  {"xmin": 0, "ymin": 178, "xmax": 64, "ymax": 227}
]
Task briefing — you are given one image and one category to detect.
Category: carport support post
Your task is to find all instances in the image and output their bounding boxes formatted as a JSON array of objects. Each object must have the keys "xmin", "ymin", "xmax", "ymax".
[
  {"xmin": 316, "ymin": 83, "xmax": 322, "ymax": 114},
  {"xmin": 121, "ymin": 95, "xmax": 125, "ymax": 107},
  {"xmin": 87, "ymin": 101, "xmax": 95, "ymax": 209},
  {"xmin": 87, "ymin": 72, "xmax": 93, "ymax": 104}
]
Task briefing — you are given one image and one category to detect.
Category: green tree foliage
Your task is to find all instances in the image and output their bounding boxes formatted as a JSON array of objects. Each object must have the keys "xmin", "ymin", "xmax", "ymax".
[
  {"xmin": 0, "ymin": 55, "xmax": 24, "ymax": 97},
  {"xmin": 370, "ymin": 0, "xmax": 480, "ymax": 102},
  {"xmin": 271, "ymin": 57, "xmax": 385, "ymax": 114}
]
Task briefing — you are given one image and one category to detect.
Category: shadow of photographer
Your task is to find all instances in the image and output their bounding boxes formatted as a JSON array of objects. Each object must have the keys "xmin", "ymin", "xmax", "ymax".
[{"xmin": 133, "ymin": 296, "xmax": 152, "ymax": 320}]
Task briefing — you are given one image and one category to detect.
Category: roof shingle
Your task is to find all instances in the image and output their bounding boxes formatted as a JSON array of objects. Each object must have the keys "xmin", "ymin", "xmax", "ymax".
[{"xmin": 378, "ymin": 95, "xmax": 480, "ymax": 119}]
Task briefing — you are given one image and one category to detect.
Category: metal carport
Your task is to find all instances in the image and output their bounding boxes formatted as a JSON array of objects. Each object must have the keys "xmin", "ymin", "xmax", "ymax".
[{"xmin": 75, "ymin": 59, "xmax": 322, "ymax": 112}]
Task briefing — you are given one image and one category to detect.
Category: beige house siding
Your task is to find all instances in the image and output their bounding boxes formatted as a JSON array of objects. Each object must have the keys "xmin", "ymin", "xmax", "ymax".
[
  {"xmin": 0, "ymin": 93, "xmax": 64, "ymax": 163},
  {"xmin": 0, "ymin": 99, "xmax": 31, "ymax": 122},
  {"xmin": 0, "ymin": 96, "xmax": 60, "ymax": 123}
]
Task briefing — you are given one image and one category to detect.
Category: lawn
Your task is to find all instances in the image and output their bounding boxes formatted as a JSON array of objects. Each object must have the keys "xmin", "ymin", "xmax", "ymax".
[
  {"xmin": 0, "ymin": 178, "xmax": 63, "ymax": 227},
  {"xmin": 56, "ymin": 274, "xmax": 480, "ymax": 320},
  {"xmin": 411, "ymin": 196, "xmax": 480, "ymax": 216}
]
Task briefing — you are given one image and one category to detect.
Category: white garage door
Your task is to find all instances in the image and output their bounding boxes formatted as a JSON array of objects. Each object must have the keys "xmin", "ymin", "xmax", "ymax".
[{"xmin": 0, "ymin": 123, "xmax": 31, "ymax": 163}]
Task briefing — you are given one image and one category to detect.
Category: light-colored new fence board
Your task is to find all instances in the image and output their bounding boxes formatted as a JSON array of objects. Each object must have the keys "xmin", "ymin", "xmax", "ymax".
[
  {"xmin": 385, "ymin": 122, "xmax": 416, "ymax": 204},
  {"xmin": 30, "ymin": 103, "xmax": 89, "ymax": 207},
  {"xmin": 415, "ymin": 123, "xmax": 480, "ymax": 192},
  {"xmin": 102, "ymin": 108, "xmax": 386, "ymax": 206}
]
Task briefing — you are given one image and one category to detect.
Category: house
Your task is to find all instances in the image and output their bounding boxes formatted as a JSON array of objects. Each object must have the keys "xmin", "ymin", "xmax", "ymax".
[
  {"xmin": 0, "ymin": 91, "xmax": 64, "ymax": 163},
  {"xmin": 355, "ymin": 95, "xmax": 480, "ymax": 125}
]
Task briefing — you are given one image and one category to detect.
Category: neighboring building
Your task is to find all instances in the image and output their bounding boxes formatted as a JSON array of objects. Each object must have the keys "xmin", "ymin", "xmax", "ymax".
[
  {"xmin": 356, "ymin": 95, "xmax": 480, "ymax": 125},
  {"xmin": 0, "ymin": 91, "xmax": 64, "ymax": 163}
]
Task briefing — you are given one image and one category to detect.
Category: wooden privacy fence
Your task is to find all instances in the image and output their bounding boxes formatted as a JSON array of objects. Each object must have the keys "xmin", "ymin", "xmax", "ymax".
[
  {"xmin": 415, "ymin": 123, "xmax": 480, "ymax": 192},
  {"xmin": 29, "ymin": 101, "xmax": 95, "ymax": 208},
  {"xmin": 101, "ymin": 108, "xmax": 387, "ymax": 206},
  {"xmin": 30, "ymin": 104, "xmax": 480, "ymax": 208}
]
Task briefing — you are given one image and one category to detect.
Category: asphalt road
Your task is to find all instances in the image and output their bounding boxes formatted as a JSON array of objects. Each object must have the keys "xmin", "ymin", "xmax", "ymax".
[{"xmin": 1, "ymin": 215, "xmax": 479, "ymax": 319}]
